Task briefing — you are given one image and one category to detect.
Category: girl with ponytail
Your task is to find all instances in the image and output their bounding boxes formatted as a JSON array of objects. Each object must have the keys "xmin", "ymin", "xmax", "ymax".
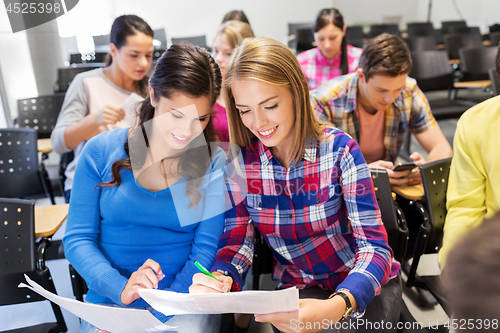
[{"xmin": 63, "ymin": 43, "xmax": 224, "ymax": 333}]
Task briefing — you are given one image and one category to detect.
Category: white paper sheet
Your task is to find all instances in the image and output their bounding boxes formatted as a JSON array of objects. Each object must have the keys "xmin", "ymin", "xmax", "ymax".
[
  {"xmin": 139, "ymin": 287, "xmax": 299, "ymax": 315},
  {"xmin": 18, "ymin": 275, "xmax": 174, "ymax": 333}
]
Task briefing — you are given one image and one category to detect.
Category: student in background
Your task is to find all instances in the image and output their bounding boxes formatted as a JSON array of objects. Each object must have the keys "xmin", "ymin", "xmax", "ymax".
[
  {"xmin": 438, "ymin": 44, "xmax": 500, "ymax": 268},
  {"xmin": 212, "ymin": 20, "xmax": 254, "ymax": 144},
  {"xmin": 297, "ymin": 8, "xmax": 362, "ymax": 90},
  {"xmin": 221, "ymin": 10, "xmax": 250, "ymax": 25},
  {"xmin": 190, "ymin": 37, "xmax": 401, "ymax": 333},
  {"xmin": 63, "ymin": 44, "xmax": 225, "ymax": 333},
  {"xmin": 311, "ymin": 33, "xmax": 452, "ymax": 185},
  {"xmin": 444, "ymin": 214, "xmax": 500, "ymax": 332},
  {"xmin": 51, "ymin": 15, "xmax": 154, "ymax": 203}
]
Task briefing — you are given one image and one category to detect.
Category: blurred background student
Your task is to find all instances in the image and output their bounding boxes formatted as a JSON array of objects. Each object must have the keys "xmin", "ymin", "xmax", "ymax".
[
  {"xmin": 297, "ymin": 8, "xmax": 362, "ymax": 90},
  {"xmin": 221, "ymin": 9, "xmax": 250, "ymax": 25},
  {"xmin": 212, "ymin": 20, "xmax": 254, "ymax": 145},
  {"xmin": 51, "ymin": 15, "xmax": 154, "ymax": 202}
]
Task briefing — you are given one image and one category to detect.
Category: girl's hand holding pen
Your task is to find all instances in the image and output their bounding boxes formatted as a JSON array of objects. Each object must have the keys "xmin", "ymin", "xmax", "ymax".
[
  {"xmin": 190, "ymin": 271, "xmax": 233, "ymax": 294},
  {"xmin": 121, "ymin": 259, "xmax": 164, "ymax": 305}
]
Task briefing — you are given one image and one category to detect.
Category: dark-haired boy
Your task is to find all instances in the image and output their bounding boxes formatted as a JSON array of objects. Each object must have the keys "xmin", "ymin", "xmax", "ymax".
[{"xmin": 311, "ymin": 33, "xmax": 452, "ymax": 185}]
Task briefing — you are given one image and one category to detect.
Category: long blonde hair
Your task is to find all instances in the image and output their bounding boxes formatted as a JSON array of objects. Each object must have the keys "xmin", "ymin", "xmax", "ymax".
[
  {"xmin": 224, "ymin": 37, "xmax": 327, "ymax": 164},
  {"xmin": 215, "ymin": 20, "xmax": 255, "ymax": 50}
]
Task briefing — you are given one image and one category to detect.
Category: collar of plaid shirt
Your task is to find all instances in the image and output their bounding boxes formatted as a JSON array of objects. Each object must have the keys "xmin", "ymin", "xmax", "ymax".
[
  {"xmin": 336, "ymin": 73, "xmax": 407, "ymax": 161},
  {"xmin": 314, "ymin": 46, "xmax": 342, "ymax": 67},
  {"xmin": 257, "ymin": 134, "xmax": 319, "ymax": 167}
]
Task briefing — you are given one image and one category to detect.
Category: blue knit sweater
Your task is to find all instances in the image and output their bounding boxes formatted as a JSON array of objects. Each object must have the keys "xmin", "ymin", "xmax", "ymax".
[{"xmin": 63, "ymin": 128, "xmax": 226, "ymax": 312}]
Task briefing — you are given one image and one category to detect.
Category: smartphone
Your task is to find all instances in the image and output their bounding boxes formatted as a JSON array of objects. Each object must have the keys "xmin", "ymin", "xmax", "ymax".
[{"xmin": 393, "ymin": 162, "xmax": 417, "ymax": 172}]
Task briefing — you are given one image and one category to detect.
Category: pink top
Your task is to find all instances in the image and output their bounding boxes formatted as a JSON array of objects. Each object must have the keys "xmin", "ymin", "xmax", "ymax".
[
  {"xmin": 297, "ymin": 45, "xmax": 362, "ymax": 90},
  {"xmin": 357, "ymin": 103, "xmax": 386, "ymax": 164},
  {"xmin": 212, "ymin": 103, "xmax": 229, "ymax": 143}
]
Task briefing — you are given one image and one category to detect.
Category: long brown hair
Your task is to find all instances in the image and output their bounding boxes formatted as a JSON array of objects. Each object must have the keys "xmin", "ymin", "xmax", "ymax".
[
  {"xmin": 224, "ymin": 37, "xmax": 327, "ymax": 164},
  {"xmin": 99, "ymin": 44, "xmax": 222, "ymax": 207},
  {"xmin": 314, "ymin": 8, "xmax": 348, "ymax": 74},
  {"xmin": 105, "ymin": 14, "xmax": 154, "ymax": 96}
]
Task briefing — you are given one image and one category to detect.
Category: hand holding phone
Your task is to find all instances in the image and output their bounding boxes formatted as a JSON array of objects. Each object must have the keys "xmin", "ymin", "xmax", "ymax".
[{"xmin": 393, "ymin": 162, "xmax": 417, "ymax": 172}]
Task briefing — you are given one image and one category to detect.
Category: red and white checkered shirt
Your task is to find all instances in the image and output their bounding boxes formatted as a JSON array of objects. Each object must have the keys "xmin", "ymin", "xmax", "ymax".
[
  {"xmin": 297, "ymin": 45, "xmax": 362, "ymax": 90},
  {"xmin": 212, "ymin": 127, "xmax": 400, "ymax": 316}
]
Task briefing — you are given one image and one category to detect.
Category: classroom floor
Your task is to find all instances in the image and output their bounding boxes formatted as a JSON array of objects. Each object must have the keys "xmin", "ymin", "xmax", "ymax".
[{"xmin": 0, "ymin": 91, "xmax": 486, "ymax": 332}]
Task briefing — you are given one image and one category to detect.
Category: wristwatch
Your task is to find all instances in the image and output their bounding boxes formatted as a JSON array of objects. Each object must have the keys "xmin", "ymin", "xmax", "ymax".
[{"xmin": 329, "ymin": 290, "xmax": 353, "ymax": 320}]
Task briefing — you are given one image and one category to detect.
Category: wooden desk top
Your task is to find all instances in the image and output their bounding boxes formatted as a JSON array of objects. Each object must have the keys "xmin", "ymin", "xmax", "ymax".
[
  {"xmin": 454, "ymin": 80, "xmax": 492, "ymax": 89},
  {"xmin": 449, "ymin": 59, "xmax": 461, "ymax": 65},
  {"xmin": 37, "ymin": 138, "xmax": 52, "ymax": 153},
  {"xmin": 392, "ymin": 184, "xmax": 425, "ymax": 201},
  {"xmin": 35, "ymin": 204, "xmax": 69, "ymax": 238}
]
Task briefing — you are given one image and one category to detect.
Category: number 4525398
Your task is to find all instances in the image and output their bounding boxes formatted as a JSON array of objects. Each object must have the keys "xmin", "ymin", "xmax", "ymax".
[
  {"xmin": 5, "ymin": 2, "xmax": 61, "ymax": 14},
  {"xmin": 444, "ymin": 318, "xmax": 498, "ymax": 330}
]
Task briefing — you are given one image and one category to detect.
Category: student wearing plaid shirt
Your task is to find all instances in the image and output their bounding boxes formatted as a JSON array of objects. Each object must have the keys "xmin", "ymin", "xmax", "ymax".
[
  {"xmin": 190, "ymin": 37, "xmax": 401, "ymax": 333},
  {"xmin": 311, "ymin": 33, "xmax": 452, "ymax": 186},
  {"xmin": 297, "ymin": 8, "xmax": 362, "ymax": 90}
]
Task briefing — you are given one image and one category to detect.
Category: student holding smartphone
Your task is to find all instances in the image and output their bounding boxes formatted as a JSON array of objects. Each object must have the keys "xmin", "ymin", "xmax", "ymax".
[{"xmin": 311, "ymin": 34, "xmax": 453, "ymax": 185}]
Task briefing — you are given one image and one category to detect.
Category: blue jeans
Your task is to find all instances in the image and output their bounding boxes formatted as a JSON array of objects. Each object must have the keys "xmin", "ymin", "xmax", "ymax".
[
  {"xmin": 65, "ymin": 189, "xmax": 71, "ymax": 203},
  {"xmin": 80, "ymin": 313, "xmax": 221, "ymax": 333}
]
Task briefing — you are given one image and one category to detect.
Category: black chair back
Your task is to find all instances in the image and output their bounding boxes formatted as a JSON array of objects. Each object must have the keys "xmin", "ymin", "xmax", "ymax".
[
  {"xmin": 296, "ymin": 28, "xmax": 315, "ymax": 54},
  {"xmin": 55, "ymin": 63, "xmax": 102, "ymax": 93},
  {"xmin": 17, "ymin": 94, "xmax": 65, "ymax": 139},
  {"xmin": 410, "ymin": 50, "xmax": 453, "ymax": 91},
  {"xmin": 444, "ymin": 33, "xmax": 483, "ymax": 60},
  {"xmin": 287, "ymin": 22, "xmax": 313, "ymax": 53},
  {"xmin": 153, "ymin": 28, "xmax": 167, "ymax": 49},
  {"xmin": 0, "ymin": 198, "xmax": 46, "ymax": 306},
  {"xmin": 420, "ymin": 158, "xmax": 452, "ymax": 254},
  {"xmin": 407, "ymin": 22, "xmax": 434, "ymax": 36},
  {"xmin": 370, "ymin": 169, "xmax": 408, "ymax": 263},
  {"xmin": 0, "ymin": 198, "xmax": 36, "ymax": 276},
  {"xmin": 70, "ymin": 52, "xmax": 107, "ymax": 65},
  {"xmin": 488, "ymin": 67, "xmax": 500, "ymax": 96},
  {"xmin": 441, "ymin": 20, "xmax": 467, "ymax": 35},
  {"xmin": 447, "ymin": 26, "xmax": 480, "ymax": 36},
  {"xmin": 458, "ymin": 46, "xmax": 498, "ymax": 81},
  {"xmin": 404, "ymin": 35, "xmax": 437, "ymax": 51},
  {"xmin": 0, "ymin": 198, "xmax": 68, "ymax": 331},
  {"xmin": 346, "ymin": 26, "xmax": 365, "ymax": 42},
  {"xmin": 0, "ymin": 129, "xmax": 46, "ymax": 199},
  {"xmin": 252, "ymin": 228, "xmax": 274, "ymax": 290},
  {"xmin": 368, "ymin": 23, "xmax": 400, "ymax": 38},
  {"xmin": 171, "ymin": 35, "xmax": 207, "ymax": 48},
  {"xmin": 490, "ymin": 31, "xmax": 500, "ymax": 47},
  {"xmin": 69, "ymin": 264, "xmax": 88, "ymax": 302},
  {"xmin": 409, "ymin": 50, "xmax": 472, "ymax": 121}
]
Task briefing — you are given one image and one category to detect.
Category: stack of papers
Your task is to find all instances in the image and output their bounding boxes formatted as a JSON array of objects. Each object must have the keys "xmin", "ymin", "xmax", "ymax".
[
  {"xmin": 19, "ymin": 275, "xmax": 299, "ymax": 332},
  {"xmin": 138, "ymin": 287, "xmax": 299, "ymax": 315},
  {"xmin": 19, "ymin": 275, "xmax": 172, "ymax": 332}
]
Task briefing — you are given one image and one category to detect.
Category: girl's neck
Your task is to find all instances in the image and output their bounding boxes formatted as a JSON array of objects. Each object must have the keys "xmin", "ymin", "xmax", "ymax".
[{"xmin": 103, "ymin": 64, "xmax": 137, "ymax": 92}]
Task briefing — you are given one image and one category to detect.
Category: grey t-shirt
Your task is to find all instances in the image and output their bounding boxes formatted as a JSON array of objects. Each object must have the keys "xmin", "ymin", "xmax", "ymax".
[{"xmin": 50, "ymin": 68, "xmax": 137, "ymax": 191}]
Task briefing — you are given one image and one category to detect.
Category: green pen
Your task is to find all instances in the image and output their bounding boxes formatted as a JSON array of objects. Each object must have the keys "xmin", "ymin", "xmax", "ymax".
[{"xmin": 194, "ymin": 260, "xmax": 230, "ymax": 292}]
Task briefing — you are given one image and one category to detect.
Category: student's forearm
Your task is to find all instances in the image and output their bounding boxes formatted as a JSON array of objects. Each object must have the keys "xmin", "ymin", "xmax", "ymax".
[
  {"xmin": 426, "ymin": 142, "xmax": 453, "ymax": 162},
  {"xmin": 64, "ymin": 113, "xmax": 100, "ymax": 149}
]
